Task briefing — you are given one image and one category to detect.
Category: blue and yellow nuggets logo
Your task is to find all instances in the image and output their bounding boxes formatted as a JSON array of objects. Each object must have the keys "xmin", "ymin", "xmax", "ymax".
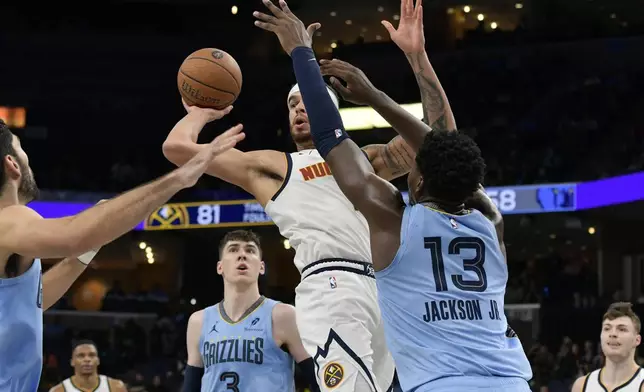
[
  {"xmin": 323, "ymin": 362, "xmax": 344, "ymax": 389},
  {"xmin": 145, "ymin": 204, "xmax": 189, "ymax": 230}
]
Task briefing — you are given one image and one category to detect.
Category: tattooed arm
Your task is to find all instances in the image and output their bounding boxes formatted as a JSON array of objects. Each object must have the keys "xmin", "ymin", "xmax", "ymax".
[
  {"xmin": 383, "ymin": 0, "xmax": 456, "ymax": 133},
  {"xmin": 406, "ymin": 51, "xmax": 456, "ymax": 132},
  {"xmin": 362, "ymin": 135, "xmax": 415, "ymax": 181}
]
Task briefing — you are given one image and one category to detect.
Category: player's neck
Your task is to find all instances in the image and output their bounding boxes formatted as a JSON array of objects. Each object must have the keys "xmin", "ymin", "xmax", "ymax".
[
  {"xmin": 0, "ymin": 190, "xmax": 21, "ymax": 208},
  {"xmin": 602, "ymin": 356, "xmax": 639, "ymax": 386},
  {"xmin": 296, "ymin": 142, "xmax": 315, "ymax": 151},
  {"xmin": 222, "ymin": 284, "xmax": 261, "ymax": 321},
  {"xmin": 72, "ymin": 374, "xmax": 99, "ymax": 390}
]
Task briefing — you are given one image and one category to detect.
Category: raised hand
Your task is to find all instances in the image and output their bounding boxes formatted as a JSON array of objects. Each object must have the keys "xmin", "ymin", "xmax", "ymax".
[
  {"xmin": 175, "ymin": 124, "xmax": 245, "ymax": 188},
  {"xmin": 182, "ymin": 98, "xmax": 233, "ymax": 123},
  {"xmin": 319, "ymin": 59, "xmax": 380, "ymax": 106},
  {"xmin": 382, "ymin": 0, "xmax": 425, "ymax": 54},
  {"xmin": 253, "ymin": 0, "xmax": 321, "ymax": 55}
]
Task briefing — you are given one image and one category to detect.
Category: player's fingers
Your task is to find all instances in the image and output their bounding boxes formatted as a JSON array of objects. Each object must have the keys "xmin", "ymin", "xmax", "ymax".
[
  {"xmin": 218, "ymin": 124, "xmax": 244, "ymax": 138},
  {"xmin": 329, "ymin": 77, "xmax": 351, "ymax": 97},
  {"xmin": 381, "ymin": 20, "xmax": 396, "ymax": 35},
  {"xmin": 320, "ymin": 63, "xmax": 348, "ymax": 79},
  {"xmin": 417, "ymin": 3, "xmax": 424, "ymax": 23},
  {"xmin": 253, "ymin": 11, "xmax": 278, "ymax": 24},
  {"xmin": 404, "ymin": 0, "xmax": 413, "ymax": 16},
  {"xmin": 254, "ymin": 20, "xmax": 276, "ymax": 31},
  {"xmin": 306, "ymin": 22, "xmax": 321, "ymax": 36},
  {"xmin": 278, "ymin": 0, "xmax": 294, "ymax": 16},
  {"xmin": 262, "ymin": 0, "xmax": 285, "ymax": 17},
  {"xmin": 415, "ymin": 0, "xmax": 423, "ymax": 16}
]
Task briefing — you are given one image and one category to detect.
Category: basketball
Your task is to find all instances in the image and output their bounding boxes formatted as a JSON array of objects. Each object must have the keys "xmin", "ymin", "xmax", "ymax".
[{"xmin": 177, "ymin": 48, "xmax": 242, "ymax": 109}]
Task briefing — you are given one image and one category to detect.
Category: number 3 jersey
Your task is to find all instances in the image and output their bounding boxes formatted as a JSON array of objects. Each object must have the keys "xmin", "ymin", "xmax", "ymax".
[
  {"xmin": 198, "ymin": 297, "xmax": 295, "ymax": 392},
  {"xmin": 374, "ymin": 204, "xmax": 532, "ymax": 391}
]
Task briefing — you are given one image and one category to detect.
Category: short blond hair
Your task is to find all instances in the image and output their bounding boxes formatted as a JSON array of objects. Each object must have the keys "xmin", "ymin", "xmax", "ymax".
[{"xmin": 603, "ymin": 302, "xmax": 641, "ymax": 333}]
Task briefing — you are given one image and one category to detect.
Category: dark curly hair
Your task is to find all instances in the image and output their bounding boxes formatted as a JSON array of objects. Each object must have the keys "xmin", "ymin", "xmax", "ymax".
[{"xmin": 415, "ymin": 130, "xmax": 486, "ymax": 203}]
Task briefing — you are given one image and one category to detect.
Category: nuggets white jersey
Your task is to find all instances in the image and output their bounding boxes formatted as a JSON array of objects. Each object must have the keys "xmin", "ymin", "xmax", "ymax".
[
  {"xmin": 62, "ymin": 375, "xmax": 110, "ymax": 392},
  {"xmin": 582, "ymin": 368, "xmax": 644, "ymax": 391},
  {"xmin": 265, "ymin": 149, "xmax": 371, "ymax": 273}
]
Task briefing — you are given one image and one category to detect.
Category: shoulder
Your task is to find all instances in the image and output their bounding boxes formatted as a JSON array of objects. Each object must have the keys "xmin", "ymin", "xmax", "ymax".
[
  {"xmin": 188, "ymin": 309, "xmax": 206, "ymax": 328},
  {"xmin": 48, "ymin": 382, "xmax": 65, "ymax": 392},
  {"xmin": 271, "ymin": 302, "xmax": 296, "ymax": 327},
  {"xmin": 571, "ymin": 373, "xmax": 590, "ymax": 392},
  {"xmin": 107, "ymin": 377, "xmax": 127, "ymax": 392},
  {"xmin": 0, "ymin": 205, "xmax": 42, "ymax": 225}
]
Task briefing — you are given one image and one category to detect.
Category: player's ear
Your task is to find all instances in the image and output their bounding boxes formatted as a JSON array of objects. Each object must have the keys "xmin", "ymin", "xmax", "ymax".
[
  {"xmin": 4, "ymin": 155, "xmax": 20, "ymax": 180},
  {"xmin": 636, "ymin": 333, "xmax": 641, "ymax": 347},
  {"xmin": 259, "ymin": 260, "xmax": 266, "ymax": 276},
  {"xmin": 414, "ymin": 175, "xmax": 424, "ymax": 196},
  {"xmin": 96, "ymin": 356, "xmax": 100, "ymax": 366},
  {"xmin": 216, "ymin": 260, "xmax": 223, "ymax": 276}
]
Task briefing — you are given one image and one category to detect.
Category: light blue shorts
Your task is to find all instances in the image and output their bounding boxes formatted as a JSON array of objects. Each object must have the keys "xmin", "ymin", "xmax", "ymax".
[{"xmin": 415, "ymin": 376, "xmax": 531, "ymax": 392}]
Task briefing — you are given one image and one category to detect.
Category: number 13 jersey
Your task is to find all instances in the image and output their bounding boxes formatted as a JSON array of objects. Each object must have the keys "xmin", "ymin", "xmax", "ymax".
[{"xmin": 374, "ymin": 204, "xmax": 532, "ymax": 391}]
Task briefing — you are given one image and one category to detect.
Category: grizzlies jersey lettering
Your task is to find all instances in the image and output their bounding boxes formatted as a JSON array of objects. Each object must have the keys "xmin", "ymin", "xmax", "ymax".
[
  {"xmin": 0, "ymin": 258, "xmax": 43, "ymax": 392},
  {"xmin": 264, "ymin": 150, "xmax": 371, "ymax": 273},
  {"xmin": 199, "ymin": 297, "xmax": 295, "ymax": 392},
  {"xmin": 582, "ymin": 368, "xmax": 644, "ymax": 392},
  {"xmin": 375, "ymin": 205, "xmax": 532, "ymax": 391},
  {"xmin": 62, "ymin": 375, "xmax": 110, "ymax": 392}
]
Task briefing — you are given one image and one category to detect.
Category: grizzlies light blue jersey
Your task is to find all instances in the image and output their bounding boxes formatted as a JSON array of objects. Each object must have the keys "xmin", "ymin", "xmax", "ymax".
[
  {"xmin": 0, "ymin": 258, "xmax": 43, "ymax": 392},
  {"xmin": 375, "ymin": 205, "xmax": 532, "ymax": 391},
  {"xmin": 199, "ymin": 297, "xmax": 295, "ymax": 392}
]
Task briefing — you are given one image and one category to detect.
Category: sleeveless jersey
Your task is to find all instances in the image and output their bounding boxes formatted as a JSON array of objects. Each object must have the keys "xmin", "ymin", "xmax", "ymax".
[
  {"xmin": 62, "ymin": 375, "xmax": 111, "ymax": 392},
  {"xmin": 264, "ymin": 149, "xmax": 371, "ymax": 273},
  {"xmin": 199, "ymin": 297, "xmax": 295, "ymax": 392},
  {"xmin": 375, "ymin": 205, "xmax": 532, "ymax": 391},
  {"xmin": 582, "ymin": 367, "xmax": 644, "ymax": 392},
  {"xmin": 0, "ymin": 258, "xmax": 43, "ymax": 392}
]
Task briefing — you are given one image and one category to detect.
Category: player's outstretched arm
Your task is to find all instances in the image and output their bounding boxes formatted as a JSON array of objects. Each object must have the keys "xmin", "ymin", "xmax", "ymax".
[
  {"xmin": 162, "ymin": 103, "xmax": 287, "ymax": 205},
  {"xmin": 253, "ymin": 0, "xmax": 404, "ymax": 226},
  {"xmin": 383, "ymin": 0, "xmax": 457, "ymax": 133},
  {"xmin": 272, "ymin": 304, "xmax": 320, "ymax": 391},
  {"xmin": 0, "ymin": 128, "xmax": 244, "ymax": 259},
  {"xmin": 42, "ymin": 257, "xmax": 91, "ymax": 310},
  {"xmin": 319, "ymin": 59, "xmax": 426, "ymax": 177},
  {"xmin": 183, "ymin": 310, "xmax": 205, "ymax": 392}
]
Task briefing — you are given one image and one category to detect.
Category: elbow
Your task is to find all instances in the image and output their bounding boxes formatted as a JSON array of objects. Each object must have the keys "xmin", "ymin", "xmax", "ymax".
[{"xmin": 162, "ymin": 141, "xmax": 187, "ymax": 166}]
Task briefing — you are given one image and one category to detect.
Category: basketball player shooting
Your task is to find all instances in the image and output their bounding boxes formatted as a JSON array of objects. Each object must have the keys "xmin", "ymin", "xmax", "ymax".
[
  {"xmin": 255, "ymin": 0, "xmax": 534, "ymax": 391},
  {"xmin": 0, "ymin": 119, "xmax": 244, "ymax": 392},
  {"xmin": 183, "ymin": 230, "xmax": 317, "ymax": 392},
  {"xmin": 572, "ymin": 302, "xmax": 644, "ymax": 392},
  {"xmin": 49, "ymin": 340, "xmax": 126, "ymax": 392},
  {"xmin": 164, "ymin": 3, "xmax": 454, "ymax": 391}
]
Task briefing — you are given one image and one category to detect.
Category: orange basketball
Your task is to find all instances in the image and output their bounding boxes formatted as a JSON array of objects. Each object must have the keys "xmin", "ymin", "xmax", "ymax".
[{"xmin": 177, "ymin": 48, "xmax": 242, "ymax": 109}]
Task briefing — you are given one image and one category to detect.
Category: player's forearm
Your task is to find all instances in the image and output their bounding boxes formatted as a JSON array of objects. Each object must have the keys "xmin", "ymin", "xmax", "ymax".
[
  {"xmin": 62, "ymin": 173, "xmax": 184, "ymax": 255},
  {"xmin": 291, "ymin": 46, "xmax": 374, "ymax": 204},
  {"xmin": 42, "ymin": 257, "xmax": 88, "ymax": 310},
  {"xmin": 369, "ymin": 90, "xmax": 432, "ymax": 152},
  {"xmin": 405, "ymin": 50, "xmax": 456, "ymax": 132},
  {"xmin": 167, "ymin": 111, "xmax": 210, "ymax": 145}
]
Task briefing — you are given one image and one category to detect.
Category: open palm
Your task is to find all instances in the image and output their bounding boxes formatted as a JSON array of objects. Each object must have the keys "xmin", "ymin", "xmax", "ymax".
[{"xmin": 382, "ymin": 0, "xmax": 425, "ymax": 53}]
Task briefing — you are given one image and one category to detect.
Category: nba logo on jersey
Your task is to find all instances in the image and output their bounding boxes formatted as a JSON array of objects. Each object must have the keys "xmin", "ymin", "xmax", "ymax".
[
  {"xmin": 329, "ymin": 276, "xmax": 337, "ymax": 289},
  {"xmin": 450, "ymin": 218, "xmax": 458, "ymax": 229},
  {"xmin": 334, "ymin": 129, "xmax": 342, "ymax": 138}
]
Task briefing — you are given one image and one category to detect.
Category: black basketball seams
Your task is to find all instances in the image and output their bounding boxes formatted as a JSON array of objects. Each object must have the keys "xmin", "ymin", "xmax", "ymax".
[
  {"xmin": 179, "ymin": 69, "xmax": 237, "ymax": 97},
  {"xmin": 183, "ymin": 56, "xmax": 241, "ymax": 90}
]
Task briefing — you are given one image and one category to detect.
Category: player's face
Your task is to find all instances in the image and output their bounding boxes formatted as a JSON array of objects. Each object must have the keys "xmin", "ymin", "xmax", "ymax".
[
  {"xmin": 71, "ymin": 344, "xmax": 100, "ymax": 376},
  {"xmin": 7, "ymin": 135, "xmax": 39, "ymax": 203},
  {"xmin": 600, "ymin": 316, "xmax": 641, "ymax": 360},
  {"xmin": 407, "ymin": 162, "xmax": 424, "ymax": 205},
  {"xmin": 287, "ymin": 92, "xmax": 313, "ymax": 145},
  {"xmin": 217, "ymin": 240, "xmax": 265, "ymax": 285}
]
